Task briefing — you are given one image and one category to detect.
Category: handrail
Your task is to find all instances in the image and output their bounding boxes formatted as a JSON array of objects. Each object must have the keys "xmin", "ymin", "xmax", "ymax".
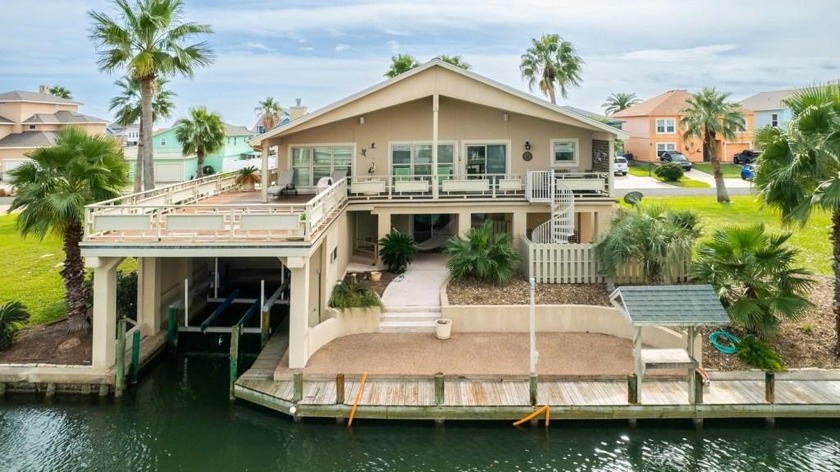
[
  {"xmin": 200, "ymin": 289, "xmax": 240, "ymax": 332},
  {"xmin": 236, "ymin": 299, "xmax": 262, "ymax": 328}
]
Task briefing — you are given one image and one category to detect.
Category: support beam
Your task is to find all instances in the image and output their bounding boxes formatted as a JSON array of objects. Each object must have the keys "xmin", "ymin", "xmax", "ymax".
[
  {"xmin": 261, "ymin": 142, "xmax": 270, "ymax": 203},
  {"xmin": 89, "ymin": 256, "xmax": 124, "ymax": 371},
  {"xmin": 432, "ymin": 94, "xmax": 439, "ymax": 199},
  {"xmin": 138, "ymin": 257, "xmax": 162, "ymax": 336},
  {"xmin": 457, "ymin": 211, "xmax": 471, "ymax": 238},
  {"xmin": 512, "ymin": 211, "xmax": 527, "ymax": 243},
  {"xmin": 578, "ymin": 212, "xmax": 595, "ymax": 244},
  {"xmin": 288, "ymin": 262, "xmax": 310, "ymax": 369}
]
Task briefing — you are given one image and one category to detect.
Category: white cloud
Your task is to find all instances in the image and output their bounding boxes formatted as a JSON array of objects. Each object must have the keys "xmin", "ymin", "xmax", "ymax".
[
  {"xmin": 623, "ymin": 44, "xmax": 739, "ymax": 62},
  {"xmin": 335, "ymin": 43, "xmax": 352, "ymax": 52},
  {"xmin": 386, "ymin": 40, "xmax": 401, "ymax": 53},
  {"xmin": 243, "ymin": 42, "xmax": 271, "ymax": 52}
]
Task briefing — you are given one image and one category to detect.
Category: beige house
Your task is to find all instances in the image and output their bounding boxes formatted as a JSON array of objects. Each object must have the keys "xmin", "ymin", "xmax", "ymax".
[
  {"xmin": 80, "ymin": 60, "xmax": 628, "ymax": 373},
  {"xmin": 0, "ymin": 86, "xmax": 109, "ymax": 182}
]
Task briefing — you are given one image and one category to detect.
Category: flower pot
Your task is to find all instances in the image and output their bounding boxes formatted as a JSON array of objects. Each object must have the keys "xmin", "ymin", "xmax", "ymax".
[
  {"xmin": 369, "ymin": 271, "xmax": 382, "ymax": 282},
  {"xmin": 435, "ymin": 318, "xmax": 452, "ymax": 340}
]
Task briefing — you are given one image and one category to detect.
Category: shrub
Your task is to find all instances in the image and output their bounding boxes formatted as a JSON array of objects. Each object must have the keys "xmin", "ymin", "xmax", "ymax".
[
  {"xmin": 235, "ymin": 166, "xmax": 260, "ymax": 186},
  {"xmin": 84, "ymin": 270, "xmax": 138, "ymax": 319},
  {"xmin": 736, "ymin": 336, "xmax": 784, "ymax": 372},
  {"xmin": 0, "ymin": 300, "xmax": 30, "ymax": 350},
  {"xmin": 328, "ymin": 281, "xmax": 383, "ymax": 310},
  {"xmin": 445, "ymin": 220, "xmax": 519, "ymax": 285},
  {"xmin": 379, "ymin": 229, "xmax": 417, "ymax": 274},
  {"xmin": 655, "ymin": 162, "xmax": 684, "ymax": 181}
]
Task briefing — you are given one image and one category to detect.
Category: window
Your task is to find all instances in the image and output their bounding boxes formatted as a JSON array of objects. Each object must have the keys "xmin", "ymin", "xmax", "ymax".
[
  {"xmin": 655, "ymin": 118, "xmax": 676, "ymax": 134},
  {"xmin": 160, "ymin": 137, "xmax": 166, "ymax": 146},
  {"xmin": 771, "ymin": 113, "xmax": 779, "ymax": 127},
  {"xmin": 291, "ymin": 145, "xmax": 352, "ymax": 187},
  {"xmin": 550, "ymin": 139, "xmax": 579, "ymax": 166},
  {"xmin": 465, "ymin": 143, "xmax": 507, "ymax": 176},
  {"xmin": 258, "ymin": 126, "xmax": 265, "ymax": 134},
  {"xmin": 656, "ymin": 142, "xmax": 676, "ymax": 156},
  {"xmin": 29, "ymin": 125, "xmax": 36, "ymax": 130},
  {"xmin": 391, "ymin": 143, "xmax": 454, "ymax": 180}
]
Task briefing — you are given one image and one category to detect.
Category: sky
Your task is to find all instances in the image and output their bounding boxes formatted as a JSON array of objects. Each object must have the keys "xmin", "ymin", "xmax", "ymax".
[{"xmin": 1, "ymin": 0, "xmax": 838, "ymax": 128}]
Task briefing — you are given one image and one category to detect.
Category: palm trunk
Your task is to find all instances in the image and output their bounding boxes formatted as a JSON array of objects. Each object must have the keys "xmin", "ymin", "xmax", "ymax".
[
  {"xmin": 707, "ymin": 131, "xmax": 730, "ymax": 203},
  {"xmin": 548, "ymin": 86, "xmax": 557, "ymax": 105},
  {"xmin": 833, "ymin": 208, "xmax": 840, "ymax": 357},
  {"xmin": 140, "ymin": 79, "xmax": 155, "ymax": 191},
  {"xmin": 134, "ymin": 118, "xmax": 143, "ymax": 193},
  {"xmin": 196, "ymin": 150, "xmax": 205, "ymax": 178},
  {"xmin": 61, "ymin": 222, "xmax": 87, "ymax": 331}
]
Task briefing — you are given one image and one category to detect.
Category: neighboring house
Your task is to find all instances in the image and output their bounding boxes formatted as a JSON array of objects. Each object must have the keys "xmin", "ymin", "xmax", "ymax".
[
  {"xmin": 107, "ymin": 122, "xmax": 141, "ymax": 147},
  {"xmin": 614, "ymin": 90, "xmax": 754, "ymax": 163},
  {"xmin": 739, "ymin": 88, "xmax": 796, "ymax": 130},
  {"xmin": 124, "ymin": 122, "xmax": 255, "ymax": 184},
  {"xmin": 562, "ymin": 105, "xmax": 623, "ymax": 130},
  {"xmin": 251, "ymin": 99, "xmax": 308, "ymax": 134},
  {"xmin": 0, "ymin": 86, "xmax": 108, "ymax": 181}
]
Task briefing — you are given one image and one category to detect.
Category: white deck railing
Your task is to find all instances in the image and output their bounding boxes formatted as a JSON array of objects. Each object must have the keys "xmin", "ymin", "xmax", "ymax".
[{"xmin": 348, "ymin": 173, "xmax": 527, "ymax": 199}]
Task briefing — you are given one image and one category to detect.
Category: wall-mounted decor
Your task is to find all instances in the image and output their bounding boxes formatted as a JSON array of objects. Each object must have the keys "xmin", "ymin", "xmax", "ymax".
[{"xmin": 522, "ymin": 151, "xmax": 533, "ymax": 161}]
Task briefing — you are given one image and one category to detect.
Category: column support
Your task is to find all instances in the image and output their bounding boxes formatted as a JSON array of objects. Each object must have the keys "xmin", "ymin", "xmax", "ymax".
[
  {"xmin": 88, "ymin": 256, "xmax": 124, "ymax": 371},
  {"xmin": 138, "ymin": 257, "xmax": 162, "ymax": 336},
  {"xmin": 287, "ymin": 258, "xmax": 310, "ymax": 369},
  {"xmin": 457, "ymin": 211, "xmax": 471, "ymax": 238},
  {"xmin": 261, "ymin": 141, "xmax": 270, "ymax": 203}
]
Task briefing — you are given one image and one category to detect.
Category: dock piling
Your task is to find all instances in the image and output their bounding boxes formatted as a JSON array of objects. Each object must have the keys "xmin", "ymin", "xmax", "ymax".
[
  {"xmin": 0, "ymin": 382, "xmax": 5, "ymax": 398},
  {"xmin": 167, "ymin": 306, "xmax": 177, "ymax": 352},
  {"xmin": 434, "ymin": 373, "xmax": 445, "ymax": 406},
  {"xmin": 260, "ymin": 310, "xmax": 270, "ymax": 348},
  {"xmin": 229, "ymin": 324, "xmax": 240, "ymax": 401},
  {"xmin": 765, "ymin": 371, "xmax": 775, "ymax": 404},
  {"xmin": 627, "ymin": 374, "xmax": 638, "ymax": 405},
  {"xmin": 336, "ymin": 374, "xmax": 345, "ymax": 405},
  {"xmin": 98, "ymin": 384, "xmax": 109, "ymax": 397},
  {"xmin": 529, "ymin": 374, "xmax": 538, "ymax": 406},
  {"xmin": 293, "ymin": 372, "xmax": 303, "ymax": 403},
  {"xmin": 45, "ymin": 383, "xmax": 56, "ymax": 399},
  {"xmin": 115, "ymin": 317, "xmax": 126, "ymax": 398},
  {"xmin": 130, "ymin": 330, "xmax": 141, "ymax": 385},
  {"xmin": 693, "ymin": 370, "xmax": 704, "ymax": 405}
]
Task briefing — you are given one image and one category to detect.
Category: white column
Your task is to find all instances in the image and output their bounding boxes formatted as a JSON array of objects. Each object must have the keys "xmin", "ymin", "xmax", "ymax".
[
  {"xmin": 138, "ymin": 257, "xmax": 162, "ymax": 336},
  {"xmin": 287, "ymin": 257, "xmax": 310, "ymax": 369},
  {"xmin": 457, "ymin": 211, "xmax": 471, "ymax": 238},
  {"xmin": 88, "ymin": 257, "xmax": 124, "ymax": 371},
  {"xmin": 432, "ymin": 94, "xmax": 439, "ymax": 199},
  {"xmin": 261, "ymin": 141, "xmax": 270, "ymax": 203}
]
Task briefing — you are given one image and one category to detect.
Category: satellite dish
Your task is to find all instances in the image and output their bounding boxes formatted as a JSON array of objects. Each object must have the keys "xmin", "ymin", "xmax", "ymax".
[{"xmin": 623, "ymin": 191, "xmax": 644, "ymax": 206}]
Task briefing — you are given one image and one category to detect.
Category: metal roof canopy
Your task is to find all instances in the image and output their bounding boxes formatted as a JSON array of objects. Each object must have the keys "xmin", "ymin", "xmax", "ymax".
[{"xmin": 610, "ymin": 285, "xmax": 729, "ymax": 327}]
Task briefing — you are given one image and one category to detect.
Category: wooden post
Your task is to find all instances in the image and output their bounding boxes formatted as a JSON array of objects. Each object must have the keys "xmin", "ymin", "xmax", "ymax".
[
  {"xmin": 434, "ymin": 372, "xmax": 445, "ymax": 406},
  {"xmin": 765, "ymin": 371, "xmax": 775, "ymax": 404},
  {"xmin": 293, "ymin": 372, "xmax": 303, "ymax": 403},
  {"xmin": 693, "ymin": 370, "xmax": 704, "ymax": 405},
  {"xmin": 336, "ymin": 374, "xmax": 345, "ymax": 404},
  {"xmin": 130, "ymin": 330, "xmax": 141, "ymax": 385},
  {"xmin": 627, "ymin": 373, "xmax": 638, "ymax": 405},
  {"xmin": 229, "ymin": 324, "xmax": 240, "ymax": 401},
  {"xmin": 260, "ymin": 310, "xmax": 270, "ymax": 348},
  {"xmin": 0, "ymin": 382, "xmax": 5, "ymax": 398},
  {"xmin": 98, "ymin": 384, "xmax": 109, "ymax": 397},
  {"xmin": 167, "ymin": 306, "xmax": 177, "ymax": 352},
  {"xmin": 115, "ymin": 317, "xmax": 126, "ymax": 398},
  {"xmin": 529, "ymin": 373, "xmax": 538, "ymax": 406}
]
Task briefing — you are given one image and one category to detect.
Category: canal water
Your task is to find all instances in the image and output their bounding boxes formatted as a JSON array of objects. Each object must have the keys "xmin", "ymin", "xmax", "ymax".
[{"xmin": 2, "ymin": 355, "xmax": 839, "ymax": 471}]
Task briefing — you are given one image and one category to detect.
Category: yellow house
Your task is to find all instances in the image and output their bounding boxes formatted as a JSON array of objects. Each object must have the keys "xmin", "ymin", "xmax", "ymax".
[
  {"xmin": 614, "ymin": 90, "xmax": 754, "ymax": 163},
  {"xmin": 80, "ymin": 60, "xmax": 629, "ymax": 372}
]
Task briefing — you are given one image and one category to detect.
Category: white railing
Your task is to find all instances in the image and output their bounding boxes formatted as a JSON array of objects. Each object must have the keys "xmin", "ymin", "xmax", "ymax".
[
  {"xmin": 348, "ymin": 173, "xmax": 525, "ymax": 200},
  {"xmin": 527, "ymin": 170, "xmax": 575, "ymax": 244}
]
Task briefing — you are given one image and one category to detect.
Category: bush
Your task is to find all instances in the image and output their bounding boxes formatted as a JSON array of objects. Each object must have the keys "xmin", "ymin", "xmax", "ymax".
[
  {"xmin": 328, "ymin": 281, "xmax": 383, "ymax": 310},
  {"xmin": 379, "ymin": 229, "xmax": 417, "ymax": 274},
  {"xmin": 655, "ymin": 162, "xmax": 684, "ymax": 181},
  {"xmin": 84, "ymin": 270, "xmax": 138, "ymax": 319},
  {"xmin": 737, "ymin": 336, "xmax": 783, "ymax": 372},
  {"xmin": 0, "ymin": 300, "xmax": 30, "ymax": 350},
  {"xmin": 444, "ymin": 220, "xmax": 519, "ymax": 285}
]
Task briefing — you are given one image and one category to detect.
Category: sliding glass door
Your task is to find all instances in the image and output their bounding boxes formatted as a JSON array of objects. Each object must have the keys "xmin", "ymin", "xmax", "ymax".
[{"xmin": 465, "ymin": 144, "xmax": 506, "ymax": 178}]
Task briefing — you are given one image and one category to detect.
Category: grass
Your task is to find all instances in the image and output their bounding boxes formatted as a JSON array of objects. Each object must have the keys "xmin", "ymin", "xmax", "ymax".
[
  {"xmin": 0, "ymin": 214, "xmax": 136, "ymax": 326},
  {"xmin": 627, "ymin": 162, "xmax": 710, "ymax": 188},
  {"xmin": 664, "ymin": 178, "xmax": 710, "ymax": 189},
  {"xmin": 628, "ymin": 162, "xmax": 657, "ymax": 177},
  {"xmin": 637, "ymin": 196, "xmax": 832, "ymax": 275},
  {"xmin": 692, "ymin": 162, "xmax": 743, "ymax": 178}
]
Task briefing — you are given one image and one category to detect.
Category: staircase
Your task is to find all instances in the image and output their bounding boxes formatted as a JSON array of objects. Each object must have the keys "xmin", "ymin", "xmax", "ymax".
[
  {"xmin": 526, "ymin": 170, "xmax": 575, "ymax": 243},
  {"xmin": 379, "ymin": 306, "xmax": 440, "ymax": 333}
]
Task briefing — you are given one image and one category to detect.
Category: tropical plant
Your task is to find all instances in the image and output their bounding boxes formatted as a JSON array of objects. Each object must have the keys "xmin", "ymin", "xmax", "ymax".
[
  {"xmin": 109, "ymin": 76, "xmax": 176, "ymax": 192},
  {"xmin": 754, "ymin": 83, "xmax": 840, "ymax": 354},
  {"xmin": 439, "ymin": 54, "xmax": 470, "ymax": 70},
  {"xmin": 602, "ymin": 92, "xmax": 640, "ymax": 115},
  {"xmin": 680, "ymin": 87, "xmax": 746, "ymax": 203},
  {"xmin": 519, "ymin": 33, "xmax": 584, "ymax": 104},
  {"xmin": 692, "ymin": 225, "xmax": 813, "ymax": 336},
  {"xmin": 84, "ymin": 269, "xmax": 138, "ymax": 319},
  {"xmin": 655, "ymin": 162, "xmax": 684, "ymax": 182},
  {"xmin": 736, "ymin": 336, "xmax": 784, "ymax": 372},
  {"xmin": 379, "ymin": 229, "xmax": 417, "ymax": 274},
  {"xmin": 174, "ymin": 107, "xmax": 225, "ymax": 178},
  {"xmin": 9, "ymin": 128, "xmax": 129, "ymax": 329},
  {"xmin": 595, "ymin": 203, "xmax": 701, "ymax": 284},
  {"xmin": 236, "ymin": 166, "xmax": 260, "ymax": 189},
  {"xmin": 48, "ymin": 85, "xmax": 72, "ymax": 99},
  {"xmin": 328, "ymin": 280, "xmax": 383, "ymax": 310},
  {"xmin": 384, "ymin": 53, "xmax": 420, "ymax": 78},
  {"xmin": 254, "ymin": 96, "xmax": 283, "ymax": 132},
  {"xmin": 0, "ymin": 300, "xmax": 30, "ymax": 350},
  {"xmin": 445, "ymin": 220, "xmax": 519, "ymax": 285},
  {"xmin": 90, "ymin": 0, "xmax": 214, "ymax": 191}
]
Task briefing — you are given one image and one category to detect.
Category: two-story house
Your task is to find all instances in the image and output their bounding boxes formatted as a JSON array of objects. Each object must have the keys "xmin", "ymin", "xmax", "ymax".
[
  {"xmin": 0, "ymin": 86, "xmax": 108, "ymax": 182},
  {"xmin": 614, "ymin": 90, "xmax": 754, "ymax": 163},
  {"xmin": 739, "ymin": 88, "xmax": 796, "ymax": 130},
  {"xmin": 80, "ymin": 60, "xmax": 628, "ymax": 372}
]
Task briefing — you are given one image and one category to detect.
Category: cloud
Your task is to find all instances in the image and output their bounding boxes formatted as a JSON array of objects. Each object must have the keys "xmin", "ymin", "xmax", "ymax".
[
  {"xmin": 623, "ymin": 44, "xmax": 739, "ymax": 61},
  {"xmin": 386, "ymin": 40, "xmax": 401, "ymax": 53},
  {"xmin": 335, "ymin": 43, "xmax": 352, "ymax": 52},
  {"xmin": 243, "ymin": 42, "xmax": 271, "ymax": 52}
]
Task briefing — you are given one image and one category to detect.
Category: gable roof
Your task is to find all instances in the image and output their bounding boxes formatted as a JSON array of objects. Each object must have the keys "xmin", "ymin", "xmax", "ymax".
[
  {"xmin": 609, "ymin": 285, "xmax": 729, "ymax": 327},
  {"xmin": 0, "ymin": 131, "xmax": 57, "ymax": 148},
  {"xmin": 739, "ymin": 88, "xmax": 798, "ymax": 112},
  {"xmin": 613, "ymin": 90, "xmax": 693, "ymax": 118},
  {"xmin": 23, "ymin": 110, "xmax": 108, "ymax": 124},
  {"xmin": 251, "ymin": 59, "xmax": 629, "ymax": 146},
  {"xmin": 0, "ymin": 115, "xmax": 12, "ymax": 125},
  {"xmin": 224, "ymin": 123, "xmax": 253, "ymax": 136},
  {"xmin": 0, "ymin": 90, "xmax": 80, "ymax": 105}
]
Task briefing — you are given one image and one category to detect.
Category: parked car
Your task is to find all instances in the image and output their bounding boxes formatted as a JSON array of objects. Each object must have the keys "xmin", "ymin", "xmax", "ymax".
[
  {"xmin": 733, "ymin": 149, "xmax": 761, "ymax": 165},
  {"xmin": 614, "ymin": 156, "xmax": 628, "ymax": 176},
  {"xmin": 659, "ymin": 151, "xmax": 693, "ymax": 171},
  {"xmin": 741, "ymin": 163, "xmax": 756, "ymax": 181}
]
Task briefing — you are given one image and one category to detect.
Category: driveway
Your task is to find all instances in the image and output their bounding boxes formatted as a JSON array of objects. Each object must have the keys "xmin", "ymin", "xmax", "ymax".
[{"xmin": 613, "ymin": 172, "xmax": 754, "ymax": 197}]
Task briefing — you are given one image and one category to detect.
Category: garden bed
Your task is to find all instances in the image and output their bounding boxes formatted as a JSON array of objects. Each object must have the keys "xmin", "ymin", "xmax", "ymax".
[
  {"xmin": 0, "ymin": 318, "xmax": 92, "ymax": 365},
  {"xmin": 343, "ymin": 271, "xmax": 396, "ymax": 297},
  {"xmin": 447, "ymin": 277, "xmax": 610, "ymax": 306}
]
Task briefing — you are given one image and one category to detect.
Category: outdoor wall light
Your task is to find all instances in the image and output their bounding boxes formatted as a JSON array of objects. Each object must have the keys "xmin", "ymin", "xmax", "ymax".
[
  {"xmin": 525, "ymin": 141, "xmax": 531, "ymax": 150},
  {"xmin": 358, "ymin": 116, "xmax": 365, "ymax": 125},
  {"xmin": 502, "ymin": 112, "xmax": 510, "ymax": 122}
]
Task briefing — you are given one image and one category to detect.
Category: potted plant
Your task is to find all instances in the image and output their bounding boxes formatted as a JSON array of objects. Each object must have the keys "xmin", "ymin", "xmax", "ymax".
[
  {"xmin": 236, "ymin": 166, "xmax": 260, "ymax": 191},
  {"xmin": 435, "ymin": 318, "xmax": 452, "ymax": 340},
  {"xmin": 379, "ymin": 229, "xmax": 417, "ymax": 274}
]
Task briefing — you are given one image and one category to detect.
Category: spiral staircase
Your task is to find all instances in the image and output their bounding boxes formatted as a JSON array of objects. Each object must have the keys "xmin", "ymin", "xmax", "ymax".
[{"xmin": 526, "ymin": 170, "xmax": 575, "ymax": 243}]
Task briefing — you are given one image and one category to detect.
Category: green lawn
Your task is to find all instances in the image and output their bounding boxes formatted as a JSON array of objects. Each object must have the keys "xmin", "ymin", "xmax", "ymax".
[
  {"xmin": 639, "ymin": 196, "xmax": 832, "ymax": 275},
  {"xmin": 628, "ymin": 162, "xmax": 657, "ymax": 177},
  {"xmin": 692, "ymin": 163, "xmax": 743, "ymax": 178},
  {"xmin": 627, "ymin": 163, "xmax": 710, "ymax": 188},
  {"xmin": 665, "ymin": 178, "xmax": 711, "ymax": 189}
]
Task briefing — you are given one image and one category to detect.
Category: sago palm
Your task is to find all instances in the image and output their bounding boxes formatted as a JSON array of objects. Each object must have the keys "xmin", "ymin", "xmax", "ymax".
[
  {"xmin": 680, "ymin": 88, "xmax": 746, "ymax": 203},
  {"xmin": 379, "ymin": 229, "xmax": 417, "ymax": 274},
  {"xmin": 445, "ymin": 220, "xmax": 519, "ymax": 285},
  {"xmin": 175, "ymin": 107, "xmax": 225, "ymax": 178},
  {"xmin": 90, "ymin": 0, "xmax": 213, "ymax": 190},
  {"xmin": 755, "ymin": 83, "xmax": 840, "ymax": 354},
  {"xmin": 0, "ymin": 301, "xmax": 30, "ymax": 350},
  {"xmin": 692, "ymin": 225, "xmax": 813, "ymax": 336},
  {"xmin": 254, "ymin": 96, "xmax": 283, "ymax": 132},
  {"xmin": 602, "ymin": 92, "xmax": 640, "ymax": 115},
  {"xmin": 385, "ymin": 53, "xmax": 419, "ymax": 78},
  {"xmin": 9, "ymin": 128, "xmax": 129, "ymax": 329},
  {"xmin": 520, "ymin": 34, "xmax": 583, "ymax": 104}
]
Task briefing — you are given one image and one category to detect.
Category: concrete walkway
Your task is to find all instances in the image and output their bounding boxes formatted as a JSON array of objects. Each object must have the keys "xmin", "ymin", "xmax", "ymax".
[{"xmin": 380, "ymin": 252, "xmax": 449, "ymax": 308}]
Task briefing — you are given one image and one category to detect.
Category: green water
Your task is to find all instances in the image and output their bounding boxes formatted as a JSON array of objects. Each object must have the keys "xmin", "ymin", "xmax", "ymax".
[{"xmin": 2, "ymin": 356, "xmax": 839, "ymax": 471}]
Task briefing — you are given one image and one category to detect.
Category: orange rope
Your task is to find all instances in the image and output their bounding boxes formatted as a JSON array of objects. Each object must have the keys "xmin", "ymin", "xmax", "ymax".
[
  {"xmin": 347, "ymin": 371, "xmax": 368, "ymax": 427},
  {"xmin": 513, "ymin": 405, "xmax": 550, "ymax": 427}
]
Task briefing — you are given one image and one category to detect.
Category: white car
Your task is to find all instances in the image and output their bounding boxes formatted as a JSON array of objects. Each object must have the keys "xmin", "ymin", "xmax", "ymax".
[{"xmin": 614, "ymin": 156, "xmax": 628, "ymax": 176}]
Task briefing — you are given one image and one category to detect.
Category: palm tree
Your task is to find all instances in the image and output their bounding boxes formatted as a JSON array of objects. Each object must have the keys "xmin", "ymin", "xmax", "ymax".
[
  {"xmin": 680, "ymin": 88, "xmax": 746, "ymax": 203},
  {"xmin": 519, "ymin": 34, "xmax": 584, "ymax": 104},
  {"xmin": 445, "ymin": 220, "xmax": 519, "ymax": 285},
  {"xmin": 254, "ymin": 97, "xmax": 283, "ymax": 133},
  {"xmin": 9, "ymin": 128, "xmax": 129, "ymax": 330},
  {"xmin": 109, "ymin": 76, "xmax": 176, "ymax": 192},
  {"xmin": 754, "ymin": 83, "xmax": 840, "ymax": 354},
  {"xmin": 602, "ymin": 92, "xmax": 640, "ymax": 115},
  {"xmin": 48, "ymin": 85, "xmax": 72, "ymax": 99},
  {"xmin": 594, "ymin": 203, "xmax": 701, "ymax": 284},
  {"xmin": 439, "ymin": 54, "xmax": 471, "ymax": 70},
  {"xmin": 89, "ymin": 0, "xmax": 213, "ymax": 191},
  {"xmin": 174, "ymin": 107, "xmax": 225, "ymax": 179},
  {"xmin": 384, "ymin": 53, "xmax": 419, "ymax": 78},
  {"xmin": 692, "ymin": 225, "xmax": 813, "ymax": 336}
]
